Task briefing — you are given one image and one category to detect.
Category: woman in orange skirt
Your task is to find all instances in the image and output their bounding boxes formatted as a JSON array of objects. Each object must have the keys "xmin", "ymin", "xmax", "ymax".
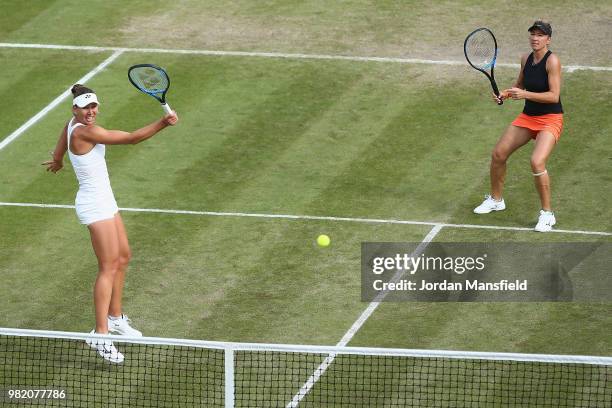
[{"xmin": 473, "ymin": 20, "xmax": 563, "ymax": 232}]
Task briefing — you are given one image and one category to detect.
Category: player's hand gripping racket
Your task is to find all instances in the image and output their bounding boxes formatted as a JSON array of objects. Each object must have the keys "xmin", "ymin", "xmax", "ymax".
[
  {"xmin": 464, "ymin": 28, "xmax": 503, "ymax": 105},
  {"xmin": 128, "ymin": 64, "xmax": 173, "ymax": 114}
]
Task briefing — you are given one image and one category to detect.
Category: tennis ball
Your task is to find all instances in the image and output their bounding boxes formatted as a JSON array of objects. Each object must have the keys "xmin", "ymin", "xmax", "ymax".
[{"xmin": 317, "ymin": 234, "xmax": 331, "ymax": 247}]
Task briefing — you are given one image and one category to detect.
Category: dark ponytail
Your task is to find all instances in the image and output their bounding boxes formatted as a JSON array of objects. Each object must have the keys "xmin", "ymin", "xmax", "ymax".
[{"xmin": 71, "ymin": 84, "xmax": 94, "ymax": 97}]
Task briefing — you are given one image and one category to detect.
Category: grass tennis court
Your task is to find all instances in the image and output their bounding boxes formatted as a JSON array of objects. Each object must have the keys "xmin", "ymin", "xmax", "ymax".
[{"xmin": 1, "ymin": 1, "xmax": 611, "ymax": 406}]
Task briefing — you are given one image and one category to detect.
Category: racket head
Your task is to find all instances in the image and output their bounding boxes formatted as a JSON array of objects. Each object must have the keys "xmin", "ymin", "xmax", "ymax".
[
  {"xmin": 464, "ymin": 28, "xmax": 498, "ymax": 72},
  {"xmin": 128, "ymin": 64, "xmax": 170, "ymax": 104}
]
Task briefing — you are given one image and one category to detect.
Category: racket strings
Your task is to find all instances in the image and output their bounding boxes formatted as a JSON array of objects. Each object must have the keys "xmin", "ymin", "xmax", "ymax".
[
  {"xmin": 466, "ymin": 31, "xmax": 496, "ymax": 69},
  {"xmin": 129, "ymin": 67, "xmax": 169, "ymax": 94}
]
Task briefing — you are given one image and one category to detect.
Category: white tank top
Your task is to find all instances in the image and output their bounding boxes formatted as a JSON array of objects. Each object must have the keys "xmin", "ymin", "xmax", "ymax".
[{"xmin": 67, "ymin": 118, "xmax": 114, "ymax": 203}]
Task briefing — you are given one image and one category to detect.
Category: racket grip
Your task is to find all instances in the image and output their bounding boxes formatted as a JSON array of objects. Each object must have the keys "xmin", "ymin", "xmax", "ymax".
[
  {"xmin": 491, "ymin": 82, "xmax": 503, "ymax": 105},
  {"xmin": 162, "ymin": 103, "xmax": 173, "ymax": 114}
]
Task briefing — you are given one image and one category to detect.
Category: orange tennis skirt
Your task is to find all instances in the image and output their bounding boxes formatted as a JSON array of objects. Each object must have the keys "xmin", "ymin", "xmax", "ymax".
[{"xmin": 512, "ymin": 113, "xmax": 564, "ymax": 142}]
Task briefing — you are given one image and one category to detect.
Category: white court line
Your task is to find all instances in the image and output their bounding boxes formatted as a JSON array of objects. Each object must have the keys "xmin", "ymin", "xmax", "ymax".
[
  {"xmin": 0, "ymin": 50, "xmax": 124, "ymax": 152},
  {"xmin": 0, "ymin": 202, "xmax": 610, "ymax": 236},
  {"xmin": 1, "ymin": 42, "xmax": 611, "ymax": 72},
  {"xmin": 285, "ymin": 225, "xmax": 443, "ymax": 407}
]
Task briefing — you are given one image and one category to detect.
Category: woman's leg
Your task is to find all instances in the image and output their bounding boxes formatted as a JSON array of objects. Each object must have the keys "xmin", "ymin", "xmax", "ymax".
[
  {"xmin": 109, "ymin": 213, "xmax": 132, "ymax": 318},
  {"xmin": 88, "ymin": 218, "xmax": 120, "ymax": 334},
  {"xmin": 531, "ymin": 131, "xmax": 557, "ymax": 211},
  {"xmin": 490, "ymin": 125, "xmax": 534, "ymax": 199}
]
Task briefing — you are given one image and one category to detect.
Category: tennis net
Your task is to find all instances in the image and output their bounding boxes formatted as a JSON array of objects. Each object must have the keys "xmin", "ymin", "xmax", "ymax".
[{"xmin": 1, "ymin": 327, "xmax": 610, "ymax": 407}]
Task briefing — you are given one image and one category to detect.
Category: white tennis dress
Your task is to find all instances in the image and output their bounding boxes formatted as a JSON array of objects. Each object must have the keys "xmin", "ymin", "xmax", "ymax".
[{"xmin": 67, "ymin": 118, "xmax": 118, "ymax": 225}]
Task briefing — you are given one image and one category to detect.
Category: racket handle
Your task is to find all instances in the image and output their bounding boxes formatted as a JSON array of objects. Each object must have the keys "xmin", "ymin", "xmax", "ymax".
[
  {"xmin": 162, "ymin": 103, "xmax": 173, "ymax": 114},
  {"xmin": 491, "ymin": 82, "xmax": 503, "ymax": 105}
]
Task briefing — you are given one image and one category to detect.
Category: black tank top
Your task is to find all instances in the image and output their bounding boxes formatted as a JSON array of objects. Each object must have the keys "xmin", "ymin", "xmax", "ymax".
[{"xmin": 522, "ymin": 50, "xmax": 563, "ymax": 116}]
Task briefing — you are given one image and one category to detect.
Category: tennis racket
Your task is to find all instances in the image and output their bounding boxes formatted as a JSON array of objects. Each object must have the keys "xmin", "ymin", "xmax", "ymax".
[
  {"xmin": 464, "ymin": 28, "xmax": 503, "ymax": 105},
  {"xmin": 128, "ymin": 64, "xmax": 173, "ymax": 114}
]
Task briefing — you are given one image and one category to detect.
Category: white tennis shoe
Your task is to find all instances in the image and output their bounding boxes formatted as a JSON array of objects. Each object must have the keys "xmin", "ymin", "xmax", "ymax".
[
  {"xmin": 86, "ymin": 330, "xmax": 124, "ymax": 364},
  {"xmin": 108, "ymin": 314, "xmax": 142, "ymax": 337},
  {"xmin": 473, "ymin": 195, "xmax": 506, "ymax": 214},
  {"xmin": 534, "ymin": 210, "xmax": 556, "ymax": 232}
]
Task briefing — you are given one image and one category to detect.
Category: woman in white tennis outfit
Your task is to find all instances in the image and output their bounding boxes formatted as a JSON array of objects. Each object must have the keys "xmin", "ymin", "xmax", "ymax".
[{"xmin": 44, "ymin": 84, "xmax": 178, "ymax": 363}]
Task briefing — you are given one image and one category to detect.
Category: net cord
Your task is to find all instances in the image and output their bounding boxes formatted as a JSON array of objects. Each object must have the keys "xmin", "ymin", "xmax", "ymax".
[{"xmin": 1, "ymin": 327, "xmax": 610, "ymax": 366}]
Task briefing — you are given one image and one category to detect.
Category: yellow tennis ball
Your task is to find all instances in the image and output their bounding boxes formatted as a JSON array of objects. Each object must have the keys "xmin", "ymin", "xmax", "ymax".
[{"xmin": 317, "ymin": 234, "xmax": 330, "ymax": 247}]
